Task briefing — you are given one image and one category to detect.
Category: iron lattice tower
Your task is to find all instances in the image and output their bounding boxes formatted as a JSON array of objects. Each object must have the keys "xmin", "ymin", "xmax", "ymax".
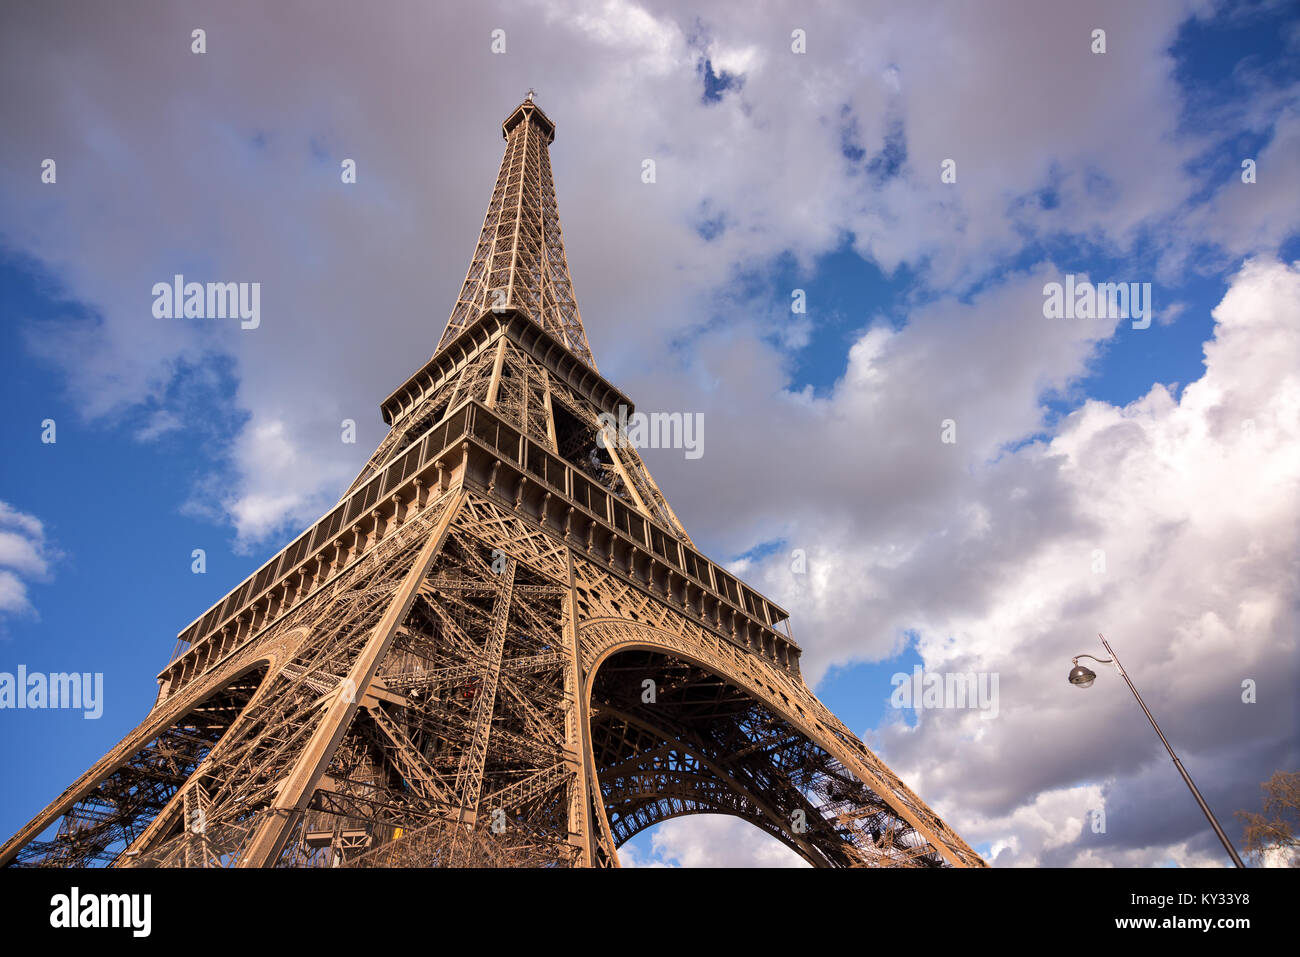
[{"xmin": 1, "ymin": 97, "xmax": 984, "ymax": 869}]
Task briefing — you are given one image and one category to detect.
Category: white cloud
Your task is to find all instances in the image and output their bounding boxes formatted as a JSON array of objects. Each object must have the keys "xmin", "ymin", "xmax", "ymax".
[
  {"xmin": 0, "ymin": 502, "xmax": 57, "ymax": 621},
  {"xmin": 134, "ymin": 409, "xmax": 183, "ymax": 442},
  {"xmin": 1159, "ymin": 301, "xmax": 1186, "ymax": 326},
  {"xmin": 219, "ymin": 418, "xmax": 354, "ymax": 546},
  {"xmin": 625, "ymin": 814, "xmax": 808, "ymax": 867},
  {"xmin": 0, "ymin": 572, "xmax": 32, "ymax": 617}
]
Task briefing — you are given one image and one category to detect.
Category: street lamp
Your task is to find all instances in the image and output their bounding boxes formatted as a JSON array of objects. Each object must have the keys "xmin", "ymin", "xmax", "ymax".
[{"xmin": 1067, "ymin": 633, "xmax": 1245, "ymax": 868}]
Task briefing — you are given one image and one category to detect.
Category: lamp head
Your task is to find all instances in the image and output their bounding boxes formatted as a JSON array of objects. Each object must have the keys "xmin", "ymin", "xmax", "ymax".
[{"xmin": 1068, "ymin": 664, "xmax": 1097, "ymax": 688}]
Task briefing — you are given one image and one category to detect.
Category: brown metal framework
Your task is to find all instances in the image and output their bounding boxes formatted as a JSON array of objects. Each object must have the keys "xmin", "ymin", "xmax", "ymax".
[
  {"xmin": 438, "ymin": 95, "xmax": 595, "ymax": 367},
  {"xmin": 0, "ymin": 96, "xmax": 984, "ymax": 869}
]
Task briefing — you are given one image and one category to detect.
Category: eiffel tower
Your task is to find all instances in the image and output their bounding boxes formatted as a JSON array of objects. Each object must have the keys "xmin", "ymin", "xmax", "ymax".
[{"xmin": 1, "ymin": 94, "xmax": 984, "ymax": 869}]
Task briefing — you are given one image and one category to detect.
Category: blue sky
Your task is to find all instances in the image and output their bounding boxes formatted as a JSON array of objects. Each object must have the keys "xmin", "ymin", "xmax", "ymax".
[{"xmin": 2, "ymin": 0, "xmax": 1298, "ymax": 867}]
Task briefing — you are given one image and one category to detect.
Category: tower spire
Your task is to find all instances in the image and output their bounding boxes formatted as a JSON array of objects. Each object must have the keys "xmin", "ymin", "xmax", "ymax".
[{"xmin": 438, "ymin": 95, "xmax": 596, "ymax": 369}]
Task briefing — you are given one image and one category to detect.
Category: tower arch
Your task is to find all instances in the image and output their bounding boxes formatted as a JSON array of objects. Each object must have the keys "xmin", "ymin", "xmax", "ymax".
[
  {"xmin": 2, "ymin": 658, "xmax": 274, "ymax": 867},
  {"xmin": 581, "ymin": 625, "xmax": 952, "ymax": 867}
]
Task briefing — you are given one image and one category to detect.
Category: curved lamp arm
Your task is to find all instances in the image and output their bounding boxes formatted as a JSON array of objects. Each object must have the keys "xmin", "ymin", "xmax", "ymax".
[{"xmin": 1071, "ymin": 653, "xmax": 1113, "ymax": 666}]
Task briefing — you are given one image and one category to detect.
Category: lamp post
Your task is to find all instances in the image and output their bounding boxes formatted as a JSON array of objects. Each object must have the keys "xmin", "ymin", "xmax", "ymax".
[{"xmin": 1068, "ymin": 633, "xmax": 1245, "ymax": 868}]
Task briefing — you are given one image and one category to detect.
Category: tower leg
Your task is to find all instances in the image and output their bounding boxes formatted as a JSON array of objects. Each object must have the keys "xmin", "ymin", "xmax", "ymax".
[{"xmin": 237, "ymin": 491, "xmax": 465, "ymax": 867}]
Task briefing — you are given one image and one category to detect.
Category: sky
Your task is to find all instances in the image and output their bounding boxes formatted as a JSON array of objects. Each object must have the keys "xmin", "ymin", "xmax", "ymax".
[{"xmin": 0, "ymin": 0, "xmax": 1297, "ymax": 868}]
